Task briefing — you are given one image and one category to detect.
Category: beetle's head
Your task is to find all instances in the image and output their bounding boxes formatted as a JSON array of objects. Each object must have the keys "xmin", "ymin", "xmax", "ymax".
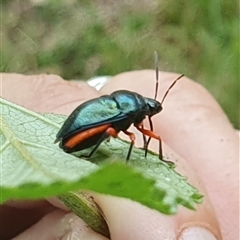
[{"xmin": 145, "ymin": 97, "xmax": 162, "ymax": 117}]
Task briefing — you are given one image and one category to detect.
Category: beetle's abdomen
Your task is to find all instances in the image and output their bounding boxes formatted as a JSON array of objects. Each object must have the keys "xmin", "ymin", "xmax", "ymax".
[{"xmin": 60, "ymin": 123, "xmax": 111, "ymax": 153}]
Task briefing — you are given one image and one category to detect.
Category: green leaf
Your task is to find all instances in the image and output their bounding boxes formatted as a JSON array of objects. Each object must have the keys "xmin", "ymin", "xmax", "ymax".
[
  {"xmin": 0, "ymin": 98, "xmax": 99, "ymax": 189},
  {"xmin": 0, "ymin": 97, "xmax": 203, "ymax": 236}
]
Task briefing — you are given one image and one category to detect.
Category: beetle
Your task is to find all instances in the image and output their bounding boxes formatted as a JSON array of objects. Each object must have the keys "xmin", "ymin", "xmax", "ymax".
[{"xmin": 55, "ymin": 52, "xmax": 184, "ymax": 163}]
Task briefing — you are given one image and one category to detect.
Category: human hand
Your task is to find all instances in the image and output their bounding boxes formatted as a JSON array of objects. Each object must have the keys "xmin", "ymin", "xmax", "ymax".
[{"xmin": 1, "ymin": 71, "xmax": 238, "ymax": 240}]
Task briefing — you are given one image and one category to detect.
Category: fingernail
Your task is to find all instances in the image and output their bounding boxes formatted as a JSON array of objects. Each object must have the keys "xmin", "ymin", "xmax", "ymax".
[{"xmin": 180, "ymin": 227, "xmax": 218, "ymax": 240}]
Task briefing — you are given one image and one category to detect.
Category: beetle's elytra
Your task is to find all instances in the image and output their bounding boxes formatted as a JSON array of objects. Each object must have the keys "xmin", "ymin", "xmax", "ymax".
[{"xmin": 55, "ymin": 52, "xmax": 184, "ymax": 163}]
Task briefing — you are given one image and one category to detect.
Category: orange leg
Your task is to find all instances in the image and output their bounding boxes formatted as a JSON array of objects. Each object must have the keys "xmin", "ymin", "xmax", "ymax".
[
  {"xmin": 80, "ymin": 127, "xmax": 137, "ymax": 161},
  {"xmin": 138, "ymin": 122, "xmax": 147, "ymax": 149},
  {"xmin": 123, "ymin": 130, "xmax": 136, "ymax": 142},
  {"xmin": 135, "ymin": 125, "xmax": 174, "ymax": 165},
  {"xmin": 107, "ymin": 128, "xmax": 137, "ymax": 161},
  {"xmin": 122, "ymin": 130, "xmax": 136, "ymax": 162},
  {"xmin": 80, "ymin": 126, "xmax": 118, "ymax": 158},
  {"xmin": 106, "ymin": 127, "xmax": 118, "ymax": 138}
]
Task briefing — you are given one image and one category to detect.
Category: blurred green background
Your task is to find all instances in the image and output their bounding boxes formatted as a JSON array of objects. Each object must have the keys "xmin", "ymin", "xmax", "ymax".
[{"xmin": 2, "ymin": 0, "xmax": 239, "ymax": 128}]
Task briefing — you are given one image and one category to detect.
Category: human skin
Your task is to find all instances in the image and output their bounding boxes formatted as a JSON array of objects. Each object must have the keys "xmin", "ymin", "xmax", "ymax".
[{"xmin": 0, "ymin": 71, "xmax": 239, "ymax": 240}]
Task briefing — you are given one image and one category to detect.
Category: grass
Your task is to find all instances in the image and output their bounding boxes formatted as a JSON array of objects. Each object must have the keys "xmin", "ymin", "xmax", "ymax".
[{"xmin": 1, "ymin": 0, "xmax": 239, "ymax": 128}]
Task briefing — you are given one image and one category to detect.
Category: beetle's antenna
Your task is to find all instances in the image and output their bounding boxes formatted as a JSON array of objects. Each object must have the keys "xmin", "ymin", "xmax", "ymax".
[
  {"xmin": 148, "ymin": 51, "xmax": 159, "ymax": 133},
  {"xmin": 160, "ymin": 74, "xmax": 184, "ymax": 104},
  {"xmin": 144, "ymin": 51, "xmax": 159, "ymax": 157},
  {"xmin": 145, "ymin": 53, "xmax": 184, "ymax": 161},
  {"xmin": 154, "ymin": 51, "xmax": 159, "ymax": 100}
]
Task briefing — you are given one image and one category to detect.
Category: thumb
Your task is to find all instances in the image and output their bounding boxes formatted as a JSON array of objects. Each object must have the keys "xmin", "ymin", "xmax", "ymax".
[
  {"xmin": 89, "ymin": 143, "xmax": 221, "ymax": 240},
  {"xmin": 1, "ymin": 73, "xmax": 100, "ymax": 114}
]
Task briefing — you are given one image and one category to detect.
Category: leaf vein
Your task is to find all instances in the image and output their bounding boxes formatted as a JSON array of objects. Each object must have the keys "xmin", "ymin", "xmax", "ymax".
[{"xmin": 1, "ymin": 116, "xmax": 59, "ymax": 180}]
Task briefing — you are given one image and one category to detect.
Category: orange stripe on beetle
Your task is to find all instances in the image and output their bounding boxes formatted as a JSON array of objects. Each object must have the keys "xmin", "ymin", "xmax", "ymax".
[{"xmin": 64, "ymin": 124, "xmax": 111, "ymax": 148}]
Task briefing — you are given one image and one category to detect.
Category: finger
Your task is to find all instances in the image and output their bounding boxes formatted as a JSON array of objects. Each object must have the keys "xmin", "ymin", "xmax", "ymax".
[
  {"xmin": 100, "ymin": 70, "xmax": 238, "ymax": 240},
  {"xmin": 46, "ymin": 140, "xmax": 222, "ymax": 239},
  {"xmin": 0, "ymin": 72, "xmax": 232, "ymax": 239},
  {"xmin": 1, "ymin": 73, "xmax": 100, "ymax": 114},
  {"xmin": 47, "ymin": 170, "xmax": 221, "ymax": 240},
  {"xmin": 12, "ymin": 210, "xmax": 108, "ymax": 240},
  {"xmin": 89, "ymin": 138, "xmax": 222, "ymax": 240},
  {"xmin": 0, "ymin": 202, "xmax": 55, "ymax": 240},
  {"xmin": 1, "ymin": 73, "xmax": 102, "ymax": 239},
  {"xmin": 91, "ymin": 196, "xmax": 219, "ymax": 240},
  {"xmin": 5, "ymin": 199, "xmax": 51, "ymax": 209}
]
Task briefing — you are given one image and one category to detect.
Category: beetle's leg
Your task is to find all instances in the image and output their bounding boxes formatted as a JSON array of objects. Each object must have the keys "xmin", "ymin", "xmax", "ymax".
[
  {"xmin": 80, "ymin": 127, "xmax": 119, "ymax": 158},
  {"xmin": 122, "ymin": 130, "xmax": 136, "ymax": 162},
  {"xmin": 105, "ymin": 128, "xmax": 137, "ymax": 161},
  {"xmin": 135, "ymin": 126, "xmax": 174, "ymax": 165},
  {"xmin": 138, "ymin": 122, "xmax": 147, "ymax": 149},
  {"xmin": 134, "ymin": 122, "xmax": 150, "ymax": 158},
  {"xmin": 105, "ymin": 127, "xmax": 118, "ymax": 138},
  {"xmin": 80, "ymin": 132, "xmax": 109, "ymax": 158},
  {"xmin": 145, "ymin": 116, "xmax": 154, "ymax": 158}
]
